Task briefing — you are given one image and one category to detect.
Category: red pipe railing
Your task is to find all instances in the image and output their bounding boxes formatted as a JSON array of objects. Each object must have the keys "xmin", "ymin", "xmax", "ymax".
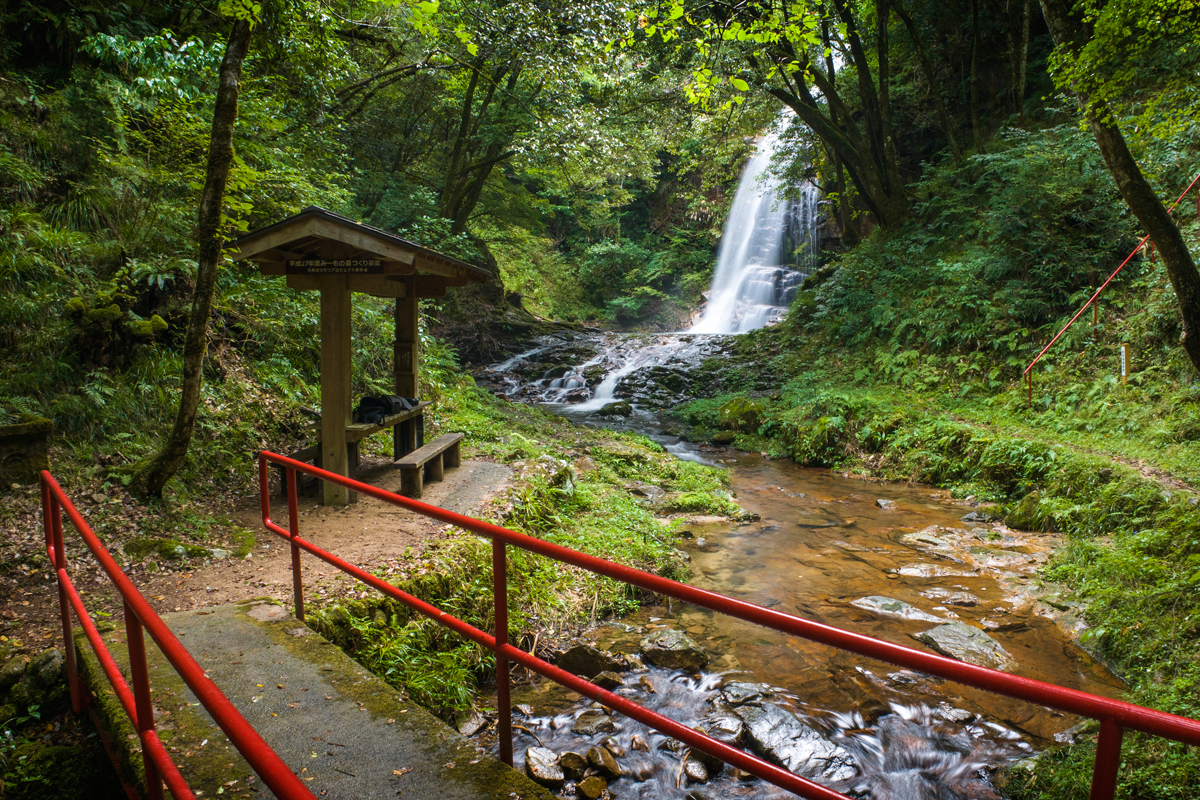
[
  {"xmin": 1023, "ymin": 172, "xmax": 1200, "ymax": 406},
  {"xmin": 258, "ymin": 451, "xmax": 1200, "ymax": 800},
  {"xmin": 39, "ymin": 471, "xmax": 316, "ymax": 800}
]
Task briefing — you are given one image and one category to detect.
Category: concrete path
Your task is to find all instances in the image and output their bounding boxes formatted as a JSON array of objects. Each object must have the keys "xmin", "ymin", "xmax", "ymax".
[{"xmin": 79, "ymin": 600, "xmax": 552, "ymax": 800}]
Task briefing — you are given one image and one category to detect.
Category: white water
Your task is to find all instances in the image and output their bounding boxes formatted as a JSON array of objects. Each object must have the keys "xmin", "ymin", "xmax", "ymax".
[{"xmin": 690, "ymin": 114, "xmax": 818, "ymax": 335}]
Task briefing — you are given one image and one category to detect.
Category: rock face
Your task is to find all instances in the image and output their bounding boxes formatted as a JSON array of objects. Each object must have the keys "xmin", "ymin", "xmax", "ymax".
[
  {"xmin": 914, "ymin": 621, "xmax": 1012, "ymax": 670},
  {"xmin": 557, "ymin": 643, "xmax": 626, "ymax": 678},
  {"xmin": 524, "ymin": 746, "xmax": 564, "ymax": 788},
  {"xmin": 571, "ymin": 709, "xmax": 616, "ymax": 736},
  {"xmin": 640, "ymin": 629, "xmax": 708, "ymax": 671},
  {"xmin": 736, "ymin": 701, "xmax": 856, "ymax": 781},
  {"xmin": 850, "ymin": 596, "xmax": 942, "ymax": 623}
]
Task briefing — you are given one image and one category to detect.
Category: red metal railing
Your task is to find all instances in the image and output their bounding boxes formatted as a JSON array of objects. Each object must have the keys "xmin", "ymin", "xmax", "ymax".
[
  {"xmin": 1023, "ymin": 172, "xmax": 1200, "ymax": 406},
  {"xmin": 39, "ymin": 471, "xmax": 316, "ymax": 800},
  {"xmin": 258, "ymin": 451, "xmax": 1200, "ymax": 800}
]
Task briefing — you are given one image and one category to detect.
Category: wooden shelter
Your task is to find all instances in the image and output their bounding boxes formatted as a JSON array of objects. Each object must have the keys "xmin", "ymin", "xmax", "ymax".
[{"xmin": 230, "ymin": 207, "xmax": 490, "ymax": 505}]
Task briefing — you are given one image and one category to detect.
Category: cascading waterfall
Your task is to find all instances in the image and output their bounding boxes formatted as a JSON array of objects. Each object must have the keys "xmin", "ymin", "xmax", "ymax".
[{"xmin": 690, "ymin": 113, "xmax": 820, "ymax": 335}]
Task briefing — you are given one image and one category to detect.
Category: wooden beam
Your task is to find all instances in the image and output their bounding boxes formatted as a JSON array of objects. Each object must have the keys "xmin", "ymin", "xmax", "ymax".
[
  {"xmin": 414, "ymin": 275, "xmax": 469, "ymax": 298},
  {"xmin": 310, "ymin": 217, "xmax": 418, "ymax": 266},
  {"xmin": 230, "ymin": 217, "xmax": 319, "ymax": 260},
  {"xmin": 287, "ymin": 274, "xmax": 409, "ymax": 298},
  {"xmin": 410, "ymin": 252, "xmax": 465, "ymax": 278},
  {"xmin": 320, "ymin": 275, "xmax": 353, "ymax": 506},
  {"xmin": 395, "ymin": 276, "xmax": 419, "ymax": 399}
]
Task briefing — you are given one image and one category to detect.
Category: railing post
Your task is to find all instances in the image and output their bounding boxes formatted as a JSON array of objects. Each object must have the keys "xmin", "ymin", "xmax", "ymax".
[
  {"xmin": 49, "ymin": 495, "xmax": 81, "ymax": 713},
  {"xmin": 1088, "ymin": 718, "xmax": 1124, "ymax": 800},
  {"xmin": 287, "ymin": 468, "xmax": 304, "ymax": 622},
  {"xmin": 492, "ymin": 538, "xmax": 513, "ymax": 766},
  {"xmin": 125, "ymin": 601, "xmax": 163, "ymax": 800}
]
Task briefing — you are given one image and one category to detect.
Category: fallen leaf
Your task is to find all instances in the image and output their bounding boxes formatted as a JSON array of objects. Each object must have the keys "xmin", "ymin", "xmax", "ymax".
[
  {"xmin": 392, "ymin": 768, "xmax": 412, "ymax": 776},
  {"xmin": 386, "ymin": 718, "xmax": 395, "ymax": 724},
  {"xmin": 443, "ymin": 762, "xmax": 456, "ymax": 769}
]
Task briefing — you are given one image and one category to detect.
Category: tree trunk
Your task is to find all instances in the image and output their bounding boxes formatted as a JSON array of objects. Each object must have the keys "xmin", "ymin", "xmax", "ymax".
[
  {"xmin": 1039, "ymin": 0, "xmax": 1200, "ymax": 371},
  {"xmin": 970, "ymin": 0, "xmax": 983, "ymax": 149},
  {"xmin": 1016, "ymin": 0, "xmax": 1031, "ymax": 115},
  {"xmin": 132, "ymin": 18, "xmax": 253, "ymax": 499}
]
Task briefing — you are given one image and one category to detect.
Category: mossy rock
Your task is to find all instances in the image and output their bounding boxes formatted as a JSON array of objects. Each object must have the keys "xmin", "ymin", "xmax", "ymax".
[
  {"xmin": 595, "ymin": 401, "xmax": 633, "ymax": 418},
  {"xmin": 124, "ymin": 537, "xmax": 209, "ymax": 561},
  {"xmin": 712, "ymin": 430, "xmax": 736, "ymax": 445},
  {"xmin": 718, "ymin": 398, "xmax": 767, "ymax": 432},
  {"xmin": 1004, "ymin": 491, "xmax": 1054, "ymax": 532}
]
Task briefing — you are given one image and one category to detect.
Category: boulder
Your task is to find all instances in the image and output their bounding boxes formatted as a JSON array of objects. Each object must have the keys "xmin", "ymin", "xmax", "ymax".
[
  {"xmin": 572, "ymin": 710, "xmax": 616, "ymax": 736},
  {"xmin": 0, "ymin": 656, "xmax": 27, "ymax": 694},
  {"xmin": 914, "ymin": 621, "xmax": 1012, "ymax": 670},
  {"xmin": 557, "ymin": 643, "xmax": 626, "ymax": 678},
  {"xmin": 457, "ymin": 713, "xmax": 488, "ymax": 737},
  {"xmin": 577, "ymin": 775, "xmax": 607, "ymax": 799},
  {"xmin": 875, "ymin": 498, "xmax": 897, "ymax": 510},
  {"xmin": 596, "ymin": 400, "xmax": 633, "ymax": 418},
  {"xmin": 704, "ymin": 710, "xmax": 746, "ymax": 747},
  {"xmin": 850, "ymin": 596, "xmax": 942, "ymax": 623},
  {"xmin": 718, "ymin": 398, "xmax": 766, "ymax": 432},
  {"xmin": 523, "ymin": 747, "xmax": 564, "ymax": 788},
  {"xmin": 558, "ymin": 750, "xmax": 588, "ymax": 780},
  {"xmin": 736, "ymin": 701, "xmax": 856, "ymax": 781},
  {"xmin": 587, "ymin": 745, "xmax": 623, "ymax": 778},
  {"xmin": 1005, "ymin": 490, "xmax": 1052, "ymax": 531},
  {"xmin": 711, "ymin": 430, "xmax": 736, "ymax": 445},
  {"xmin": 640, "ymin": 629, "xmax": 708, "ymax": 671}
]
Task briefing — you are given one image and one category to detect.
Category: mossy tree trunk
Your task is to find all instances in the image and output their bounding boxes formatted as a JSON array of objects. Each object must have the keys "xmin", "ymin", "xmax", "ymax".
[
  {"xmin": 1039, "ymin": 0, "xmax": 1200, "ymax": 373},
  {"xmin": 132, "ymin": 17, "xmax": 253, "ymax": 499}
]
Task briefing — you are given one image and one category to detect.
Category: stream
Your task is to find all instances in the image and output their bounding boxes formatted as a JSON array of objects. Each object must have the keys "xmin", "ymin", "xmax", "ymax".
[{"xmin": 477, "ymin": 333, "xmax": 1126, "ymax": 800}]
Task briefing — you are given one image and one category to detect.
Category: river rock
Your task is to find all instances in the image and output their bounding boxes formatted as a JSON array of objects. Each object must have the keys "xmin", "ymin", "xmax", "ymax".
[
  {"xmin": 850, "ymin": 596, "xmax": 942, "ymax": 623},
  {"xmin": 596, "ymin": 400, "xmax": 633, "ymax": 417},
  {"xmin": 900, "ymin": 528, "xmax": 957, "ymax": 550},
  {"xmin": 876, "ymin": 498, "xmax": 897, "ymax": 509},
  {"xmin": 943, "ymin": 591, "xmax": 980, "ymax": 606},
  {"xmin": 572, "ymin": 709, "xmax": 616, "ymax": 735},
  {"xmin": 961, "ymin": 509, "xmax": 999, "ymax": 523},
  {"xmin": 704, "ymin": 710, "xmax": 746, "ymax": 747},
  {"xmin": 587, "ymin": 745, "xmax": 623, "ymax": 778},
  {"xmin": 712, "ymin": 430, "xmax": 736, "ymax": 445},
  {"xmin": 577, "ymin": 775, "xmax": 607, "ymax": 799},
  {"xmin": 736, "ymin": 701, "xmax": 856, "ymax": 781},
  {"xmin": 524, "ymin": 747, "xmax": 564, "ymax": 788},
  {"xmin": 593, "ymin": 670, "xmax": 624, "ymax": 690},
  {"xmin": 684, "ymin": 758, "xmax": 709, "ymax": 784},
  {"xmin": 719, "ymin": 681, "xmax": 771, "ymax": 706},
  {"xmin": 457, "ymin": 712, "xmax": 488, "ymax": 737},
  {"xmin": 558, "ymin": 750, "xmax": 588, "ymax": 779},
  {"xmin": 914, "ymin": 621, "xmax": 1012, "ymax": 670},
  {"xmin": 640, "ymin": 629, "xmax": 708, "ymax": 671},
  {"xmin": 557, "ymin": 643, "xmax": 626, "ymax": 678}
]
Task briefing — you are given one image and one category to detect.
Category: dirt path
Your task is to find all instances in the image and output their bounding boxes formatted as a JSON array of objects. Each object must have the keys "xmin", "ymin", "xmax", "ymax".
[{"xmin": 1, "ymin": 458, "xmax": 512, "ymax": 656}]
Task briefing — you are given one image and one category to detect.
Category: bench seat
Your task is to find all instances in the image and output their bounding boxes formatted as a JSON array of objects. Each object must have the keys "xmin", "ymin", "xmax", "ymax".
[{"xmin": 396, "ymin": 433, "xmax": 464, "ymax": 499}]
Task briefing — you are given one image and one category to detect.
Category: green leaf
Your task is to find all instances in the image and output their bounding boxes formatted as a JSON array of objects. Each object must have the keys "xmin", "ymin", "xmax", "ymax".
[{"xmin": 730, "ymin": 77, "xmax": 750, "ymax": 91}]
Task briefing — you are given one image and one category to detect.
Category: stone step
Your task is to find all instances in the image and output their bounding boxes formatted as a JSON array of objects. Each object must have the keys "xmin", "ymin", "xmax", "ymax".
[{"xmin": 77, "ymin": 601, "xmax": 553, "ymax": 800}]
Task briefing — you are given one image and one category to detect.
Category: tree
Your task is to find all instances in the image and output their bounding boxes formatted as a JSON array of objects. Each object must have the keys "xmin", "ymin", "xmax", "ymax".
[
  {"xmin": 1038, "ymin": 0, "xmax": 1200, "ymax": 371},
  {"xmin": 131, "ymin": 3, "xmax": 255, "ymax": 499}
]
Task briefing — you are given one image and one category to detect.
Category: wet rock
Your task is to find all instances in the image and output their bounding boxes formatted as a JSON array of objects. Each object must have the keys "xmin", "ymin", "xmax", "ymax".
[
  {"xmin": 736, "ymin": 701, "xmax": 856, "ymax": 781},
  {"xmin": 943, "ymin": 592, "xmax": 981, "ymax": 607},
  {"xmin": 577, "ymin": 775, "xmax": 607, "ymax": 799},
  {"xmin": 897, "ymin": 563, "xmax": 976, "ymax": 578},
  {"xmin": 914, "ymin": 621, "xmax": 1012, "ymax": 670},
  {"xmin": 719, "ymin": 681, "xmax": 771, "ymax": 706},
  {"xmin": 875, "ymin": 498, "xmax": 897, "ymax": 510},
  {"xmin": 850, "ymin": 596, "xmax": 942, "ymax": 623},
  {"xmin": 687, "ymin": 739, "xmax": 726, "ymax": 773},
  {"xmin": 572, "ymin": 709, "xmax": 616, "ymax": 736},
  {"xmin": 704, "ymin": 710, "xmax": 746, "ymax": 747},
  {"xmin": 596, "ymin": 400, "xmax": 633, "ymax": 417},
  {"xmin": 601, "ymin": 737, "xmax": 625, "ymax": 758},
  {"xmin": 557, "ymin": 643, "xmax": 627, "ymax": 678},
  {"xmin": 558, "ymin": 750, "xmax": 588, "ymax": 779},
  {"xmin": 587, "ymin": 745, "xmax": 623, "ymax": 778},
  {"xmin": 933, "ymin": 702, "xmax": 974, "ymax": 723},
  {"xmin": 640, "ymin": 629, "xmax": 708, "ymax": 671},
  {"xmin": 712, "ymin": 431, "xmax": 736, "ymax": 445},
  {"xmin": 593, "ymin": 670, "xmax": 624, "ymax": 690},
  {"xmin": 524, "ymin": 747, "xmax": 564, "ymax": 788},
  {"xmin": 630, "ymin": 733, "xmax": 650, "ymax": 752},
  {"xmin": 457, "ymin": 712, "xmax": 488, "ymax": 737},
  {"xmin": 684, "ymin": 758, "xmax": 709, "ymax": 784},
  {"xmin": 900, "ymin": 528, "xmax": 956, "ymax": 550},
  {"xmin": 960, "ymin": 509, "xmax": 999, "ymax": 523},
  {"xmin": 544, "ymin": 365, "xmax": 572, "ymax": 379}
]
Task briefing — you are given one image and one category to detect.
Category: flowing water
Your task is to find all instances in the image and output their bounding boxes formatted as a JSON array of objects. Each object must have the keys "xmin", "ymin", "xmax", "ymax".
[{"xmin": 478, "ymin": 339, "xmax": 1126, "ymax": 799}]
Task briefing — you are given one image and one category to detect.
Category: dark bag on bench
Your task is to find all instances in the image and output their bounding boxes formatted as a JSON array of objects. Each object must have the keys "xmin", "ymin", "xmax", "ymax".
[{"xmin": 353, "ymin": 395, "xmax": 419, "ymax": 424}]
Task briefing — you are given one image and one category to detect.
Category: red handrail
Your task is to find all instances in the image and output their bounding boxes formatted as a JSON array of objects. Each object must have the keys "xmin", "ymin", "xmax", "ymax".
[
  {"xmin": 258, "ymin": 451, "xmax": 1200, "ymax": 800},
  {"xmin": 39, "ymin": 472, "xmax": 316, "ymax": 800},
  {"xmin": 1023, "ymin": 172, "xmax": 1200, "ymax": 406}
]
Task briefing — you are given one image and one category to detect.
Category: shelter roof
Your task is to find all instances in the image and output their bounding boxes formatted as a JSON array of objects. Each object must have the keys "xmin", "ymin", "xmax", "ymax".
[{"xmin": 228, "ymin": 206, "xmax": 490, "ymax": 282}]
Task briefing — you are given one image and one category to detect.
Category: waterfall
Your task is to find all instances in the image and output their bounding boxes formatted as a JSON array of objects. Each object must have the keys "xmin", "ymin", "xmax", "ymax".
[{"xmin": 690, "ymin": 114, "xmax": 820, "ymax": 335}]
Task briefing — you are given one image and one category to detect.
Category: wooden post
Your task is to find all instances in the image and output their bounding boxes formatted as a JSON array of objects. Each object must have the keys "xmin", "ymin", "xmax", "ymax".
[
  {"xmin": 395, "ymin": 279, "xmax": 419, "ymax": 397},
  {"xmin": 1120, "ymin": 344, "xmax": 1130, "ymax": 386},
  {"xmin": 320, "ymin": 275, "xmax": 352, "ymax": 506}
]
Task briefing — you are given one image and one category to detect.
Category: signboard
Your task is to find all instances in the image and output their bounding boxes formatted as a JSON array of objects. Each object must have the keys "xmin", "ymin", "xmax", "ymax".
[{"xmin": 285, "ymin": 259, "xmax": 384, "ymax": 275}]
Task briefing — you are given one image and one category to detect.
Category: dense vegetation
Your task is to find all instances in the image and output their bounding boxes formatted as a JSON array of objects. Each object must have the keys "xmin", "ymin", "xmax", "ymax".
[{"xmin": 2, "ymin": 0, "xmax": 1200, "ymax": 797}]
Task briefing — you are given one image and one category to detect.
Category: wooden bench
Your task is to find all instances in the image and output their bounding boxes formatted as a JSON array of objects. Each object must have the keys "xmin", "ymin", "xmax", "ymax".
[
  {"xmin": 397, "ymin": 433, "xmax": 464, "ymax": 499},
  {"xmin": 276, "ymin": 401, "xmax": 435, "ymax": 501}
]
